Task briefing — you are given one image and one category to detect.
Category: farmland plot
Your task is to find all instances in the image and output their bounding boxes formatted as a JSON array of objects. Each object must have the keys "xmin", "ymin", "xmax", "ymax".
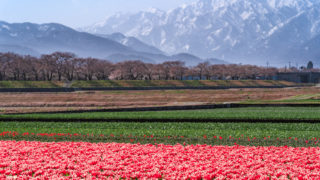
[{"xmin": 1, "ymin": 87, "xmax": 319, "ymax": 114}]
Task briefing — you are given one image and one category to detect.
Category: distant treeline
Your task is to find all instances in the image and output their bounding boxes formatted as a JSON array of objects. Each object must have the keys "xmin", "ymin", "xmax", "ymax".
[{"xmin": 0, "ymin": 52, "xmax": 281, "ymax": 81}]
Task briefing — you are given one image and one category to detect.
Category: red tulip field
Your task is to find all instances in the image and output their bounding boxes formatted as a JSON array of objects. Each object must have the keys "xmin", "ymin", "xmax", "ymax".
[
  {"xmin": 1, "ymin": 107, "xmax": 320, "ymax": 179},
  {"xmin": 1, "ymin": 140, "xmax": 320, "ymax": 179}
]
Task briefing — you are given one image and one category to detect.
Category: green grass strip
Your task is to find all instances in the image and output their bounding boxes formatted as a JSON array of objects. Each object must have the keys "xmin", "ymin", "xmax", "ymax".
[
  {"xmin": 0, "ymin": 80, "xmax": 296, "ymax": 88},
  {"xmin": 2, "ymin": 107, "xmax": 320, "ymax": 120},
  {"xmin": 1, "ymin": 121, "xmax": 320, "ymax": 146}
]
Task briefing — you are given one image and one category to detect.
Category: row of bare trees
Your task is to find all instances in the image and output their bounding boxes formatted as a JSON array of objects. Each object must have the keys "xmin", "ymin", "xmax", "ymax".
[{"xmin": 0, "ymin": 52, "xmax": 278, "ymax": 81}]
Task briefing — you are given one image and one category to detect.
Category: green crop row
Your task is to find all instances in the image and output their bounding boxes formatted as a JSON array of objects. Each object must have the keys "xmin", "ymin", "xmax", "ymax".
[
  {"xmin": 1, "ymin": 133, "xmax": 318, "ymax": 147},
  {"xmin": 2, "ymin": 107, "xmax": 320, "ymax": 121},
  {"xmin": 1, "ymin": 121, "xmax": 320, "ymax": 139},
  {"xmin": 1, "ymin": 121, "xmax": 320, "ymax": 146}
]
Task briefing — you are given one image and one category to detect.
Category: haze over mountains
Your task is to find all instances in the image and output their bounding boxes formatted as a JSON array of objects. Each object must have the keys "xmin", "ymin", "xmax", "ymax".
[
  {"xmin": 83, "ymin": 0, "xmax": 320, "ymax": 66},
  {"xmin": 0, "ymin": 21, "xmax": 226, "ymax": 66}
]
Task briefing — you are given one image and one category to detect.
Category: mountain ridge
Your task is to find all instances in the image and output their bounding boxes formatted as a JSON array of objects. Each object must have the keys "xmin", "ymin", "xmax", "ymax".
[
  {"xmin": 0, "ymin": 21, "xmax": 227, "ymax": 66},
  {"xmin": 82, "ymin": 0, "xmax": 320, "ymax": 66}
]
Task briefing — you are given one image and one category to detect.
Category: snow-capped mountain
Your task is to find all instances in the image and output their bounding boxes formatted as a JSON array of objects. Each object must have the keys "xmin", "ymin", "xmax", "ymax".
[{"xmin": 83, "ymin": 0, "xmax": 320, "ymax": 66}]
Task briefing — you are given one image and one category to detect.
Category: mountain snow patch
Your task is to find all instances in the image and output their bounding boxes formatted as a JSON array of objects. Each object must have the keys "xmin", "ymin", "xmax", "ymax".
[
  {"xmin": 183, "ymin": 44, "xmax": 190, "ymax": 51},
  {"xmin": 1, "ymin": 24, "xmax": 10, "ymax": 30},
  {"xmin": 241, "ymin": 11, "xmax": 253, "ymax": 20},
  {"xmin": 9, "ymin": 33, "xmax": 18, "ymax": 37},
  {"xmin": 38, "ymin": 25, "xmax": 49, "ymax": 31}
]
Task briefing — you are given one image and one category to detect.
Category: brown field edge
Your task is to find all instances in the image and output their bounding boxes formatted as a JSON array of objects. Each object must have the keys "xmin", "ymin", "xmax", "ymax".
[{"xmin": 6, "ymin": 103, "xmax": 320, "ymax": 115}]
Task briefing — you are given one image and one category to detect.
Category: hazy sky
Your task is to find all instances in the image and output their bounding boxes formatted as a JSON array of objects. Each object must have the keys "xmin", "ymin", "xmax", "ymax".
[{"xmin": 0, "ymin": 0, "xmax": 196, "ymax": 28}]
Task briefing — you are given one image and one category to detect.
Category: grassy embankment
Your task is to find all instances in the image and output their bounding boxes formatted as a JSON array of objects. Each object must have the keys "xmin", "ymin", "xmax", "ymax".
[{"xmin": 0, "ymin": 80, "xmax": 296, "ymax": 88}]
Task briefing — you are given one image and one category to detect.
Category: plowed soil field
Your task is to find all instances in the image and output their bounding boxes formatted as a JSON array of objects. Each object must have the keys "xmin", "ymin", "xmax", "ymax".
[{"xmin": 0, "ymin": 87, "xmax": 319, "ymax": 114}]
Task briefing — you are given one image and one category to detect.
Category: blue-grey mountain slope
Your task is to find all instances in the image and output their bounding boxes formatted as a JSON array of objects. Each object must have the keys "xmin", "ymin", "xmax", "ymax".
[
  {"xmin": 0, "ymin": 21, "xmax": 134, "ymax": 58},
  {"xmin": 97, "ymin": 33, "xmax": 164, "ymax": 55}
]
